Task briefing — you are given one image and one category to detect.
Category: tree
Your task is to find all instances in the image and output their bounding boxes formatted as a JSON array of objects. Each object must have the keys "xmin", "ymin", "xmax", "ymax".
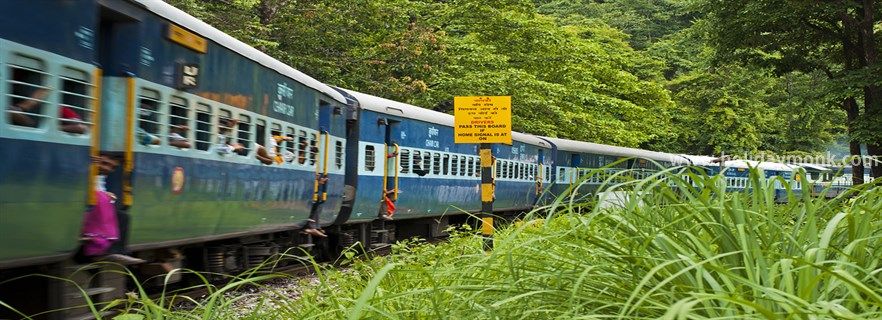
[{"xmin": 701, "ymin": 0, "xmax": 882, "ymax": 182}]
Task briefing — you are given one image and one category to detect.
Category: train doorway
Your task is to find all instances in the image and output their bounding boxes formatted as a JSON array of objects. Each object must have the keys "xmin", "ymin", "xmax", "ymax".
[{"xmin": 381, "ymin": 118, "xmax": 400, "ymax": 218}]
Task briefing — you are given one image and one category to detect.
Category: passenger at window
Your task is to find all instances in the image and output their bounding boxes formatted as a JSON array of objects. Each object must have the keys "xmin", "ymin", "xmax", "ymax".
[
  {"xmin": 255, "ymin": 144, "xmax": 274, "ymax": 165},
  {"xmin": 59, "ymin": 105, "xmax": 87, "ymax": 134},
  {"xmin": 7, "ymin": 87, "xmax": 49, "ymax": 127},
  {"xmin": 268, "ymin": 130, "xmax": 294, "ymax": 164},
  {"xmin": 297, "ymin": 138, "xmax": 309, "ymax": 165},
  {"xmin": 215, "ymin": 118, "xmax": 245, "ymax": 155},
  {"xmin": 136, "ymin": 127, "xmax": 160, "ymax": 145},
  {"xmin": 168, "ymin": 125, "xmax": 191, "ymax": 149}
]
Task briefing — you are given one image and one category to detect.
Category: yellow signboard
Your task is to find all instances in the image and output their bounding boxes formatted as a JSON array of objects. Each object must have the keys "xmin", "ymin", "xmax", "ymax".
[
  {"xmin": 167, "ymin": 24, "xmax": 208, "ymax": 54},
  {"xmin": 454, "ymin": 96, "xmax": 512, "ymax": 144}
]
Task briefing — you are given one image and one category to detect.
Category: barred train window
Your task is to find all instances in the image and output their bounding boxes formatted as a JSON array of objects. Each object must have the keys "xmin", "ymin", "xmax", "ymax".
[
  {"xmin": 308, "ymin": 133, "xmax": 317, "ymax": 165},
  {"xmin": 297, "ymin": 130, "xmax": 307, "ymax": 165},
  {"xmin": 335, "ymin": 140, "xmax": 343, "ymax": 169},
  {"xmin": 237, "ymin": 114, "xmax": 251, "ymax": 156},
  {"xmin": 501, "ymin": 161, "xmax": 508, "ymax": 179},
  {"xmin": 473, "ymin": 158, "xmax": 480, "ymax": 177},
  {"xmin": 558, "ymin": 167, "xmax": 566, "ymax": 182},
  {"xmin": 496, "ymin": 160, "xmax": 502, "ymax": 178},
  {"xmin": 400, "ymin": 149, "xmax": 411, "ymax": 173},
  {"xmin": 285, "ymin": 127, "xmax": 296, "ymax": 158},
  {"xmin": 466, "ymin": 157, "xmax": 474, "ymax": 177},
  {"xmin": 270, "ymin": 123, "xmax": 283, "ymax": 158},
  {"xmin": 432, "ymin": 153, "xmax": 441, "ymax": 175},
  {"xmin": 169, "ymin": 96, "xmax": 189, "ymax": 146},
  {"xmin": 255, "ymin": 119, "xmax": 267, "ymax": 148},
  {"xmin": 6, "ymin": 56, "xmax": 48, "ymax": 128},
  {"xmin": 450, "ymin": 155, "xmax": 458, "ymax": 176},
  {"xmin": 137, "ymin": 89, "xmax": 161, "ymax": 143},
  {"xmin": 195, "ymin": 103, "xmax": 212, "ymax": 151},
  {"xmin": 364, "ymin": 145, "xmax": 376, "ymax": 171},
  {"xmin": 423, "ymin": 152, "xmax": 432, "ymax": 174},
  {"xmin": 442, "ymin": 154, "xmax": 450, "ymax": 175},
  {"xmin": 58, "ymin": 67, "xmax": 93, "ymax": 134},
  {"xmin": 412, "ymin": 151, "xmax": 422, "ymax": 172},
  {"xmin": 459, "ymin": 156, "xmax": 467, "ymax": 176}
]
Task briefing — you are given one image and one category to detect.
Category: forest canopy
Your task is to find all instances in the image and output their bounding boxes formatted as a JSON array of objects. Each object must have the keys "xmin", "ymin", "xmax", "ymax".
[{"xmin": 168, "ymin": 0, "xmax": 880, "ymax": 172}]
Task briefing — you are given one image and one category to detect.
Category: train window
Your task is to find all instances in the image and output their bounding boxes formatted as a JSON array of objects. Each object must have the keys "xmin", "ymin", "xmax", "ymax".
[
  {"xmin": 195, "ymin": 103, "xmax": 212, "ymax": 151},
  {"xmin": 285, "ymin": 127, "xmax": 296, "ymax": 160},
  {"xmin": 558, "ymin": 167, "xmax": 566, "ymax": 183},
  {"xmin": 424, "ymin": 152, "xmax": 432, "ymax": 174},
  {"xmin": 58, "ymin": 67, "xmax": 93, "ymax": 134},
  {"xmin": 474, "ymin": 158, "xmax": 480, "ymax": 177},
  {"xmin": 297, "ymin": 130, "xmax": 309, "ymax": 165},
  {"xmin": 466, "ymin": 157, "xmax": 474, "ymax": 177},
  {"xmin": 217, "ymin": 109, "xmax": 233, "ymax": 151},
  {"xmin": 432, "ymin": 153, "xmax": 441, "ymax": 175},
  {"xmin": 255, "ymin": 119, "xmax": 267, "ymax": 145},
  {"xmin": 459, "ymin": 156, "xmax": 467, "ymax": 176},
  {"xmin": 545, "ymin": 167, "xmax": 551, "ymax": 182},
  {"xmin": 495, "ymin": 160, "xmax": 502, "ymax": 178},
  {"xmin": 365, "ymin": 145, "xmax": 376, "ymax": 172},
  {"xmin": 451, "ymin": 155, "xmax": 458, "ymax": 176},
  {"xmin": 308, "ymin": 133, "xmax": 318, "ymax": 165},
  {"xmin": 442, "ymin": 154, "xmax": 450, "ymax": 175},
  {"xmin": 236, "ymin": 114, "xmax": 251, "ymax": 156},
  {"xmin": 335, "ymin": 140, "xmax": 343, "ymax": 169},
  {"xmin": 137, "ymin": 89, "xmax": 162, "ymax": 144},
  {"xmin": 400, "ymin": 149, "xmax": 411, "ymax": 173},
  {"xmin": 412, "ymin": 150, "xmax": 422, "ymax": 173},
  {"xmin": 169, "ymin": 95, "xmax": 189, "ymax": 129},
  {"xmin": 255, "ymin": 120, "xmax": 268, "ymax": 160},
  {"xmin": 6, "ymin": 56, "xmax": 49, "ymax": 128}
]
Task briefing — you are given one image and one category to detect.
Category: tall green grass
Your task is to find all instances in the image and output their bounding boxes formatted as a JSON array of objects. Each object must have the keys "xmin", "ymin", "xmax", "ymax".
[{"xmin": 281, "ymin": 168, "xmax": 881, "ymax": 319}]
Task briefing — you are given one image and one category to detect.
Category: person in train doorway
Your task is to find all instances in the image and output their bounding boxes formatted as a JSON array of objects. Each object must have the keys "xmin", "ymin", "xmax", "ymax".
[
  {"xmin": 379, "ymin": 144, "xmax": 398, "ymax": 221},
  {"xmin": 302, "ymin": 173, "xmax": 329, "ymax": 238},
  {"xmin": 79, "ymin": 155, "xmax": 145, "ymax": 265},
  {"xmin": 379, "ymin": 190, "xmax": 395, "ymax": 221}
]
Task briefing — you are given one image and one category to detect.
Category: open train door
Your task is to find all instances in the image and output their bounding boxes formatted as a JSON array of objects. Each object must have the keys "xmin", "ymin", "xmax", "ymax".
[
  {"xmin": 380, "ymin": 117, "xmax": 400, "ymax": 219},
  {"xmin": 311, "ymin": 101, "xmax": 333, "ymax": 219}
]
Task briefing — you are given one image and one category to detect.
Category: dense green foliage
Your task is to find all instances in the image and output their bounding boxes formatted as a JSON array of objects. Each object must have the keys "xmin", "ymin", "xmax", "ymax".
[{"xmin": 167, "ymin": 0, "xmax": 877, "ymax": 158}]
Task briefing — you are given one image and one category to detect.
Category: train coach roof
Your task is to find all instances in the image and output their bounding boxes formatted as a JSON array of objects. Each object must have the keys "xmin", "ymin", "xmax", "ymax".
[
  {"xmin": 545, "ymin": 137, "xmax": 688, "ymax": 164},
  {"xmin": 679, "ymin": 155, "xmax": 720, "ymax": 166},
  {"xmin": 341, "ymin": 89, "xmax": 550, "ymax": 148},
  {"xmin": 133, "ymin": 0, "xmax": 346, "ymax": 104},
  {"xmin": 726, "ymin": 160, "xmax": 799, "ymax": 172},
  {"xmin": 797, "ymin": 163, "xmax": 832, "ymax": 172}
]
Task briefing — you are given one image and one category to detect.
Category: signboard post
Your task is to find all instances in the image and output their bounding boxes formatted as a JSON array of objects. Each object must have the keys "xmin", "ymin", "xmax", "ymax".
[{"xmin": 454, "ymin": 96, "xmax": 512, "ymax": 250}]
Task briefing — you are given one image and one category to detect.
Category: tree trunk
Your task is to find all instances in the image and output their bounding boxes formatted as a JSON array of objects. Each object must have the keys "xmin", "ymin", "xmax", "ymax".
[
  {"xmin": 858, "ymin": 0, "xmax": 881, "ymax": 179},
  {"xmin": 868, "ymin": 144, "xmax": 882, "ymax": 180},
  {"xmin": 844, "ymin": 97, "xmax": 865, "ymax": 185}
]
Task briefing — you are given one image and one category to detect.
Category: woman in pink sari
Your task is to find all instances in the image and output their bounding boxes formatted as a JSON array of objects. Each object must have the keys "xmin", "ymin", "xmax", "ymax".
[{"xmin": 81, "ymin": 156, "xmax": 144, "ymax": 265}]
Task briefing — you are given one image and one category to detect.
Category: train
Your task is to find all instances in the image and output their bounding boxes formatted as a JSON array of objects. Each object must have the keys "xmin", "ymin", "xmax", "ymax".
[{"xmin": 0, "ymin": 1, "xmax": 856, "ymax": 319}]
